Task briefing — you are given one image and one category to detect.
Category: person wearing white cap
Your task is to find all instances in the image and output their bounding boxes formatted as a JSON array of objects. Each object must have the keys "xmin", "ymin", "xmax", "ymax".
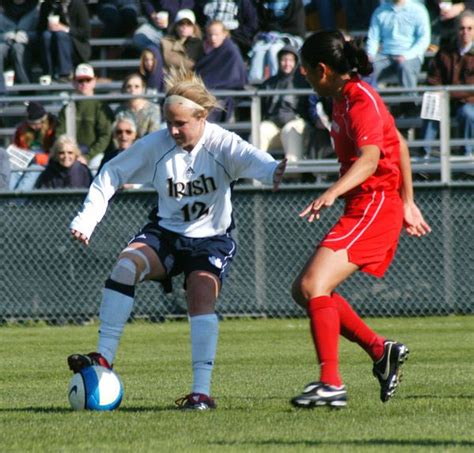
[
  {"xmin": 56, "ymin": 63, "xmax": 114, "ymax": 168},
  {"xmin": 160, "ymin": 9, "xmax": 204, "ymax": 72},
  {"xmin": 67, "ymin": 67, "xmax": 287, "ymax": 411}
]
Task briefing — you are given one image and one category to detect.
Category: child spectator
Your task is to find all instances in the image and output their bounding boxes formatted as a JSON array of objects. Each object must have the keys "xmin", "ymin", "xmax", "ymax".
[
  {"xmin": 138, "ymin": 48, "xmax": 163, "ymax": 92},
  {"xmin": 194, "ymin": 20, "xmax": 247, "ymax": 123},
  {"xmin": 97, "ymin": 0, "xmax": 140, "ymax": 37},
  {"xmin": 115, "ymin": 72, "xmax": 161, "ymax": 138},
  {"xmin": 160, "ymin": 9, "xmax": 203, "ymax": 72},
  {"xmin": 0, "ymin": 0, "xmax": 39, "ymax": 84},
  {"xmin": 35, "ymin": 134, "xmax": 92, "ymax": 189},
  {"xmin": 38, "ymin": 0, "xmax": 91, "ymax": 83}
]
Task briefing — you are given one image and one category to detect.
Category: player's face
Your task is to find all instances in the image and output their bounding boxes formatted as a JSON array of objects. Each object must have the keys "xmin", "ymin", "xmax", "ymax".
[
  {"xmin": 164, "ymin": 103, "xmax": 206, "ymax": 151},
  {"xmin": 302, "ymin": 62, "xmax": 335, "ymax": 97}
]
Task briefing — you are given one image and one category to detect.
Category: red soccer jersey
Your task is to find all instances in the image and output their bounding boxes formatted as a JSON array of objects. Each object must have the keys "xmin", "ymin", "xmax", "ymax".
[{"xmin": 331, "ymin": 76, "xmax": 401, "ymax": 197}]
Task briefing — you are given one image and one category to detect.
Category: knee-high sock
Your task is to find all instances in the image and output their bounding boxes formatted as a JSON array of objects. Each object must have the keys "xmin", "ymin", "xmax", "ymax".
[
  {"xmin": 332, "ymin": 292, "xmax": 385, "ymax": 362},
  {"xmin": 307, "ymin": 296, "xmax": 342, "ymax": 387},
  {"xmin": 97, "ymin": 279, "xmax": 134, "ymax": 365},
  {"xmin": 190, "ymin": 313, "xmax": 218, "ymax": 396}
]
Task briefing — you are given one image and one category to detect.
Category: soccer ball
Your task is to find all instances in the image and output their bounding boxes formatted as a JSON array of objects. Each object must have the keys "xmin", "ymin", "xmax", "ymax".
[{"xmin": 68, "ymin": 365, "xmax": 123, "ymax": 411}]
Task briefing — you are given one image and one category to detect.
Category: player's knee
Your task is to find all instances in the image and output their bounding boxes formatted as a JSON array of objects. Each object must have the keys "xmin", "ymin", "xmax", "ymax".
[{"xmin": 110, "ymin": 257, "xmax": 139, "ymax": 286}]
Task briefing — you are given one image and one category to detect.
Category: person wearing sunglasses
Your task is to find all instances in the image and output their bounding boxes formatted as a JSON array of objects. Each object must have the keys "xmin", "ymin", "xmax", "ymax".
[
  {"xmin": 97, "ymin": 116, "xmax": 138, "ymax": 173},
  {"xmin": 423, "ymin": 9, "xmax": 474, "ymax": 158},
  {"xmin": 56, "ymin": 63, "xmax": 114, "ymax": 170}
]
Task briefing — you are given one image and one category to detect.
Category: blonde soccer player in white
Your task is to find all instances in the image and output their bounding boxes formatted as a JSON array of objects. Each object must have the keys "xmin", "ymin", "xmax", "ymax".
[{"xmin": 68, "ymin": 68, "xmax": 287, "ymax": 410}]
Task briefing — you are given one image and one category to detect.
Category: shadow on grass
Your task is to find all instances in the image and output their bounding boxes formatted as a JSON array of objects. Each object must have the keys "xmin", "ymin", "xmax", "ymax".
[
  {"xmin": 211, "ymin": 439, "xmax": 474, "ymax": 448},
  {"xmin": 0, "ymin": 405, "xmax": 177, "ymax": 413}
]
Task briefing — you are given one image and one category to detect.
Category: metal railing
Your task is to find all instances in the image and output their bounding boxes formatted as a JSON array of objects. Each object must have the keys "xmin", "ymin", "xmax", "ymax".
[{"xmin": 2, "ymin": 85, "xmax": 474, "ymax": 184}]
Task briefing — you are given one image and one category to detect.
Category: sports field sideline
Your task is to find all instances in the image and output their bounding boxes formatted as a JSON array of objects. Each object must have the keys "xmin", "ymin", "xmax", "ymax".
[{"xmin": 0, "ymin": 316, "xmax": 472, "ymax": 452}]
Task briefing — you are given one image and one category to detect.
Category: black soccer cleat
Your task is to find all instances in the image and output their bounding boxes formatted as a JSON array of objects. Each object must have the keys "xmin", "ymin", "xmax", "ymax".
[
  {"xmin": 291, "ymin": 381, "xmax": 347, "ymax": 409},
  {"xmin": 67, "ymin": 352, "xmax": 112, "ymax": 373},
  {"xmin": 175, "ymin": 393, "xmax": 216, "ymax": 410},
  {"xmin": 373, "ymin": 340, "xmax": 409, "ymax": 403}
]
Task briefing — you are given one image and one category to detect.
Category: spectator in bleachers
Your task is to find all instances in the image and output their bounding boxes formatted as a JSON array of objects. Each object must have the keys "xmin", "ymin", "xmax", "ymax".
[
  {"xmin": 0, "ymin": 146, "xmax": 10, "ymax": 190},
  {"xmin": 133, "ymin": 0, "xmax": 195, "ymax": 53},
  {"xmin": 115, "ymin": 72, "xmax": 161, "ymax": 138},
  {"xmin": 366, "ymin": 0, "xmax": 431, "ymax": 91},
  {"xmin": 38, "ymin": 0, "xmax": 91, "ymax": 83},
  {"xmin": 194, "ymin": 20, "xmax": 247, "ymax": 123},
  {"xmin": 10, "ymin": 101, "xmax": 57, "ymax": 190},
  {"xmin": 195, "ymin": 0, "xmax": 258, "ymax": 58},
  {"xmin": 248, "ymin": 0, "xmax": 306, "ymax": 84},
  {"xmin": 56, "ymin": 64, "xmax": 114, "ymax": 168},
  {"xmin": 13, "ymin": 101, "xmax": 56, "ymax": 165},
  {"xmin": 0, "ymin": 0, "xmax": 39, "ymax": 84},
  {"xmin": 98, "ymin": 116, "xmax": 138, "ymax": 173},
  {"xmin": 35, "ymin": 134, "xmax": 92, "ymax": 189},
  {"xmin": 258, "ymin": 45, "xmax": 310, "ymax": 162},
  {"xmin": 97, "ymin": 0, "xmax": 140, "ymax": 38},
  {"xmin": 160, "ymin": 9, "xmax": 204, "ymax": 72},
  {"xmin": 423, "ymin": 9, "xmax": 474, "ymax": 158},
  {"xmin": 139, "ymin": 48, "xmax": 163, "ymax": 92},
  {"xmin": 426, "ymin": 0, "xmax": 474, "ymax": 47}
]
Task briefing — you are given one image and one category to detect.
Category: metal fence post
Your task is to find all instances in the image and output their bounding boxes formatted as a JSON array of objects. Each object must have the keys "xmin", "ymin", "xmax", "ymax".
[
  {"xmin": 251, "ymin": 89, "xmax": 261, "ymax": 148},
  {"xmin": 439, "ymin": 89, "xmax": 451, "ymax": 184}
]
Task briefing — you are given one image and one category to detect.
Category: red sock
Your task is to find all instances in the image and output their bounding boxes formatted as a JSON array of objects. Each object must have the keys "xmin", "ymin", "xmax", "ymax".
[
  {"xmin": 307, "ymin": 296, "xmax": 342, "ymax": 387},
  {"xmin": 332, "ymin": 292, "xmax": 385, "ymax": 362}
]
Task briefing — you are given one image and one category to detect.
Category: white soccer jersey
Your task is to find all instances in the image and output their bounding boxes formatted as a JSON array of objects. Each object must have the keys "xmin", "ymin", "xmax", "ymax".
[{"xmin": 70, "ymin": 122, "xmax": 279, "ymax": 239}]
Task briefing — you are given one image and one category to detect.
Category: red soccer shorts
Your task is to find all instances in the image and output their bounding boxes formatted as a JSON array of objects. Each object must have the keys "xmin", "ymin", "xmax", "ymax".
[{"xmin": 320, "ymin": 191, "xmax": 403, "ymax": 278}]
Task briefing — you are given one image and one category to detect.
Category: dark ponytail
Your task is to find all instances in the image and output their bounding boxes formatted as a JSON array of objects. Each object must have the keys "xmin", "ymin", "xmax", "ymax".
[{"xmin": 300, "ymin": 30, "xmax": 373, "ymax": 77}]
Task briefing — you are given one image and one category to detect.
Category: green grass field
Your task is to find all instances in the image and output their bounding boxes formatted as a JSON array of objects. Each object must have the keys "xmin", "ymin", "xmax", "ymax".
[{"xmin": 0, "ymin": 317, "xmax": 473, "ymax": 452}]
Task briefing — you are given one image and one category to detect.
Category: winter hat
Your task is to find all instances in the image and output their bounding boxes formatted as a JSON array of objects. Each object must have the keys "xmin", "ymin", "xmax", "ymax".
[
  {"xmin": 26, "ymin": 102, "xmax": 47, "ymax": 123},
  {"xmin": 277, "ymin": 45, "xmax": 299, "ymax": 63}
]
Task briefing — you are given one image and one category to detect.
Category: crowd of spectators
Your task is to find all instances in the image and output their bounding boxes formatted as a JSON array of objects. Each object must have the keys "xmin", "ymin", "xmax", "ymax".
[{"xmin": 1, "ymin": 0, "xmax": 474, "ymax": 190}]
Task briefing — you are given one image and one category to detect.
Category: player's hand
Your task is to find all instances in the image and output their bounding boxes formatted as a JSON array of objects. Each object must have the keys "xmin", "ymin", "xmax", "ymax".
[
  {"xmin": 299, "ymin": 190, "xmax": 337, "ymax": 222},
  {"xmin": 71, "ymin": 228, "xmax": 90, "ymax": 246},
  {"xmin": 272, "ymin": 158, "xmax": 287, "ymax": 191},
  {"xmin": 403, "ymin": 201, "xmax": 431, "ymax": 237}
]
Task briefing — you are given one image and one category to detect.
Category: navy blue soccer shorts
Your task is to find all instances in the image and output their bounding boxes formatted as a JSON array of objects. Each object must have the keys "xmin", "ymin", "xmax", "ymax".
[{"xmin": 128, "ymin": 222, "xmax": 237, "ymax": 291}]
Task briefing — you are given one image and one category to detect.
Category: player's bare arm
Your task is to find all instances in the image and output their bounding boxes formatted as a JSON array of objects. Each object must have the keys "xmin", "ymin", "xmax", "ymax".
[
  {"xmin": 299, "ymin": 145, "xmax": 380, "ymax": 222},
  {"xmin": 397, "ymin": 130, "xmax": 431, "ymax": 237}
]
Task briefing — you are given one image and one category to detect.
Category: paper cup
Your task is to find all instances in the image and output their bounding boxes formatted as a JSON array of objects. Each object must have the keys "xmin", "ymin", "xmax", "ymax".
[
  {"xmin": 156, "ymin": 11, "xmax": 169, "ymax": 28},
  {"xmin": 40, "ymin": 75, "xmax": 52, "ymax": 86},
  {"xmin": 48, "ymin": 15, "xmax": 60, "ymax": 25},
  {"xmin": 4, "ymin": 70, "xmax": 15, "ymax": 87}
]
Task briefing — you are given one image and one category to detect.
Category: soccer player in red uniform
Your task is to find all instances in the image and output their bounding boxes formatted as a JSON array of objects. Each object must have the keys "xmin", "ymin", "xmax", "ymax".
[{"xmin": 290, "ymin": 30, "xmax": 431, "ymax": 409}]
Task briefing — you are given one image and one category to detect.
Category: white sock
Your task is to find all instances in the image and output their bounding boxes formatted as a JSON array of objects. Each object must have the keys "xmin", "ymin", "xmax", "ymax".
[
  {"xmin": 190, "ymin": 313, "xmax": 219, "ymax": 396},
  {"xmin": 97, "ymin": 288, "xmax": 134, "ymax": 365}
]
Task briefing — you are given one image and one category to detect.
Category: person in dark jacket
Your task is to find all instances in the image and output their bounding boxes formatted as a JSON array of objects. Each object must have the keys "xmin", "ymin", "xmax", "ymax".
[
  {"xmin": 259, "ymin": 45, "xmax": 310, "ymax": 162},
  {"xmin": 35, "ymin": 134, "xmax": 92, "ymax": 189},
  {"xmin": 248, "ymin": 0, "xmax": 306, "ymax": 83},
  {"xmin": 0, "ymin": 0, "xmax": 39, "ymax": 84},
  {"xmin": 195, "ymin": 0, "xmax": 258, "ymax": 58},
  {"xmin": 37, "ymin": 0, "xmax": 91, "ymax": 82},
  {"xmin": 195, "ymin": 20, "xmax": 247, "ymax": 123},
  {"xmin": 423, "ymin": 9, "xmax": 474, "ymax": 158}
]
